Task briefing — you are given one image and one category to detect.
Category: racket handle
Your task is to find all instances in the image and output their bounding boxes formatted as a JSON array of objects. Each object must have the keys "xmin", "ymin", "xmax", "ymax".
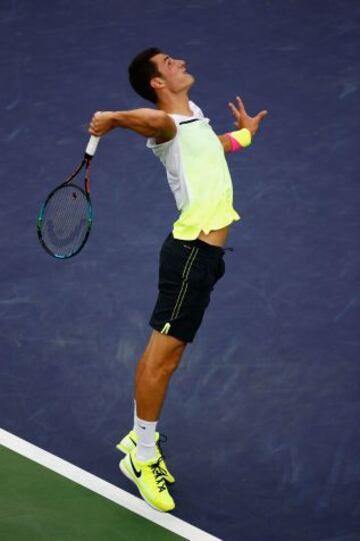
[{"xmin": 85, "ymin": 136, "xmax": 100, "ymax": 159}]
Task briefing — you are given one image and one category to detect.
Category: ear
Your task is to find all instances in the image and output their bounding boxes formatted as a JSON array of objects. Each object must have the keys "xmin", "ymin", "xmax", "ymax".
[{"xmin": 150, "ymin": 77, "xmax": 165, "ymax": 90}]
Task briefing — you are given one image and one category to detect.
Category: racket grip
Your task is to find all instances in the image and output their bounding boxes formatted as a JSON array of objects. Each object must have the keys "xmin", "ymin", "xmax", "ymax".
[{"xmin": 85, "ymin": 136, "xmax": 100, "ymax": 159}]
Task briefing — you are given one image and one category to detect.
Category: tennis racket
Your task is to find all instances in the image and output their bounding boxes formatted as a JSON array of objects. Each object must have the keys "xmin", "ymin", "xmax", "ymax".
[{"xmin": 36, "ymin": 135, "xmax": 100, "ymax": 259}]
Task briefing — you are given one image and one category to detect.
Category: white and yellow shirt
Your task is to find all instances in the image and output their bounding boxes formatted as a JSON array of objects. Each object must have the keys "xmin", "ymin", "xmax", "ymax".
[{"xmin": 146, "ymin": 101, "xmax": 240, "ymax": 240}]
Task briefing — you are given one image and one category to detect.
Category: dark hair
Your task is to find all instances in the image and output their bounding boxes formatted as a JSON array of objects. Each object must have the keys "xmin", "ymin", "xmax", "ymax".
[{"xmin": 128, "ymin": 47, "xmax": 162, "ymax": 104}]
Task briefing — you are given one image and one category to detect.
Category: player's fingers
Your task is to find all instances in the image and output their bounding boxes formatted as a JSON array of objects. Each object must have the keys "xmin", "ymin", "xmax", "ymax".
[
  {"xmin": 91, "ymin": 111, "xmax": 103, "ymax": 127},
  {"xmin": 89, "ymin": 114, "xmax": 99, "ymax": 128},
  {"xmin": 236, "ymin": 96, "xmax": 246, "ymax": 113},
  {"xmin": 256, "ymin": 110, "xmax": 268, "ymax": 121},
  {"xmin": 89, "ymin": 119, "xmax": 101, "ymax": 136},
  {"xmin": 228, "ymin": 102, "xmax": 238, "ymax": 117}
]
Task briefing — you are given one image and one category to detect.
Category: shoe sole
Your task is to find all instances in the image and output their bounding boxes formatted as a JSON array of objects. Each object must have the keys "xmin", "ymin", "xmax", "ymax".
[{"xmin": 119, "ymin": 459, "xmax": 174, "ymax": 513}]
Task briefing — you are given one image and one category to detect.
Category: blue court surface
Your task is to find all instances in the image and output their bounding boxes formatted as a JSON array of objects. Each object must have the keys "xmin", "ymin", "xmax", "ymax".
[{"xmin": 1, "ymin": 1, "xmax": 359, "ymax": 540}]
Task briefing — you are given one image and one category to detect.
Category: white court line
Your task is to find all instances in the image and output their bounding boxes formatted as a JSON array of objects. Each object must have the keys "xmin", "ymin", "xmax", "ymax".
[{"xmin": 0, "ymin": 428, "xmax": 222, "ymax": 541}]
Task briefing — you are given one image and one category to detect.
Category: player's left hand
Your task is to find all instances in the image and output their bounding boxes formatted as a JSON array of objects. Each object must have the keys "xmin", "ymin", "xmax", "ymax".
[{"xmin": 228, "ymin": 96, "xmax": 267, "ymax": 137}]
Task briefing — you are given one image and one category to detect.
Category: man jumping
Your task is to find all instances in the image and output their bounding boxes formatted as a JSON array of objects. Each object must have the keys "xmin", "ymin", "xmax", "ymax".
[{"xmin": 89, "ymin": 47, "xmax": 267, "ymax": 512}]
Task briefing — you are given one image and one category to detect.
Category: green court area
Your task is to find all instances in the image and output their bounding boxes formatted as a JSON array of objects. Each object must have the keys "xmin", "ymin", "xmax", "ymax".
[{"xmin": 0, "ymin": 445, "xmax": 186, "ymax": 541}]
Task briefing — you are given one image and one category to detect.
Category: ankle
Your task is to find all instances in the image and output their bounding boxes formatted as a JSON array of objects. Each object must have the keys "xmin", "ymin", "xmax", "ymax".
[{"xmin": 135, "ymin": 416, "xmax": 158, "ymax": 462}]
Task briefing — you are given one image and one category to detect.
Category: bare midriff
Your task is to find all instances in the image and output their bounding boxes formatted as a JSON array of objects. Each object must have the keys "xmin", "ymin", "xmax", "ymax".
[{"xmin": 197, "ymin": 225, "xmax": 230, "ymax": 248}]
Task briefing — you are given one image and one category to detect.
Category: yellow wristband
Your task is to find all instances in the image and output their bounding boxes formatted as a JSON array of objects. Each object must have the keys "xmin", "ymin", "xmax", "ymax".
[{"xmin": 233, "ymin": 128, "xmax": 252, "ymax": 147}]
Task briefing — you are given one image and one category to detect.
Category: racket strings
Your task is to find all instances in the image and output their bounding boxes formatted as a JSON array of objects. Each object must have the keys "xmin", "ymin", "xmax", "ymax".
[{"xmin": 39, "ymin": 186, "xmax": 91, "ymax": 257}]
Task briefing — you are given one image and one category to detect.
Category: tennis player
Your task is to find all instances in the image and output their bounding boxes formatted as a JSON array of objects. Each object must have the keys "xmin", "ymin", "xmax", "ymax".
[{"xmin": 89, "ymin": 48, "xmax": 267, "ymax": 512}]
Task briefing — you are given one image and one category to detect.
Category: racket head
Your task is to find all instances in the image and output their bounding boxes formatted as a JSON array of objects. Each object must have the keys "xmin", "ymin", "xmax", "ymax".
[{"xmin": 37, "ymin": 184, "xmax": 92, "ymax": 259}]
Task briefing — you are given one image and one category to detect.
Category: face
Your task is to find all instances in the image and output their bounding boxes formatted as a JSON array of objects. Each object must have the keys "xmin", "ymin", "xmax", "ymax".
[{"xmin": 150, "ymin": 53, "xmax": 195, "ymax": 95}]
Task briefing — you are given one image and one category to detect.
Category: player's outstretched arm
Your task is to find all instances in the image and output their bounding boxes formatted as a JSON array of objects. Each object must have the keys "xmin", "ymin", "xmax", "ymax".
[
  {"xmin": 218, "ymin": 96, "xmax": 268, "ymax": 153},
  {"xmin": 88, "ymin": 109, "xmax": 177, "ymax": 142}
]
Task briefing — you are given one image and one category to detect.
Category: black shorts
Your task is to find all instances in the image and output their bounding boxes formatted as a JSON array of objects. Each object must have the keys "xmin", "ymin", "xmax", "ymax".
[{"xmin": 149, "ymin": 232, "xmax": 226, "ymax": 343}]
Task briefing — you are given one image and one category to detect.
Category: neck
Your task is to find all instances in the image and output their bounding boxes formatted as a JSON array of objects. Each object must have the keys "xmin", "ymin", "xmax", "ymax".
[{"xmin": 157, "ymin": 92, "xmax": 192, "ymax": 116}]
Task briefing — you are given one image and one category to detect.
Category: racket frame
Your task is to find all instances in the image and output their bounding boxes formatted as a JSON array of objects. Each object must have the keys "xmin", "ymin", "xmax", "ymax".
[{"xmin": 36, "ymin": 157, "xmax": 93, "ymax": 259}]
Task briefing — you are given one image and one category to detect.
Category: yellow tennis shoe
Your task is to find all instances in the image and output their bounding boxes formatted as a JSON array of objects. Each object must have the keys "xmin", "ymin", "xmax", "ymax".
[
  {"xmin": 116, "ymin": 430, "xmax": 175, "ymax": 484},
  {"xmin": 120, "ymin": 449, "xmax": 175, "ymax": 512}
]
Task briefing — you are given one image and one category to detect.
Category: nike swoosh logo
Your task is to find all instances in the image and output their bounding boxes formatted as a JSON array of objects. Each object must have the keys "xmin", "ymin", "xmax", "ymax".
[
  {"xmin": 139, "ymin": 425, "xmax": 146, "ymax": 430},
  {"xmin": 129, "ymin": 454, "xmax": 142, "ymax": 478}
]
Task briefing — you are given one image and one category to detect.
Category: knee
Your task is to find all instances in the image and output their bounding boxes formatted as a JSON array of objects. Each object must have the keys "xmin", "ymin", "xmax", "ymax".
[
  {"xmin": 164, "ymin": 347, "xmax": 184, "ymax": 375},
  {"xmin": 140, "ymin": 331, "xmax": 186, "ymax": 378},
  {"xmin": 147, "ymin": 344, "xmax": 185, "ymax": 379}
]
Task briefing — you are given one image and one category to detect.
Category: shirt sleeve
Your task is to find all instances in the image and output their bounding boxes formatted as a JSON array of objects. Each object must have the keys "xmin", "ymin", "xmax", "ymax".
[{"xmin": 146, "ymin": 134, "xmax": 176, "ymax": 163}]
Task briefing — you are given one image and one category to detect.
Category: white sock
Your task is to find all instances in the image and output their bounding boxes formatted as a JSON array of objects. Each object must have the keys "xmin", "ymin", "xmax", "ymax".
[{"xmin": 134, "ymin": 415, "xmax": 157, "ymax": 462}]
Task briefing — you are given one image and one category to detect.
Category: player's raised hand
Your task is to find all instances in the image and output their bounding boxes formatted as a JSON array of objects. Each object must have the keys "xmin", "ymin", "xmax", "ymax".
[
  {"xmin": 89, "ymin": 111, "xmax": 114, "ymax": 136},
  {"xmin": 228, "ymin": 96, "xmax": 267, "ymax": 137}
]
